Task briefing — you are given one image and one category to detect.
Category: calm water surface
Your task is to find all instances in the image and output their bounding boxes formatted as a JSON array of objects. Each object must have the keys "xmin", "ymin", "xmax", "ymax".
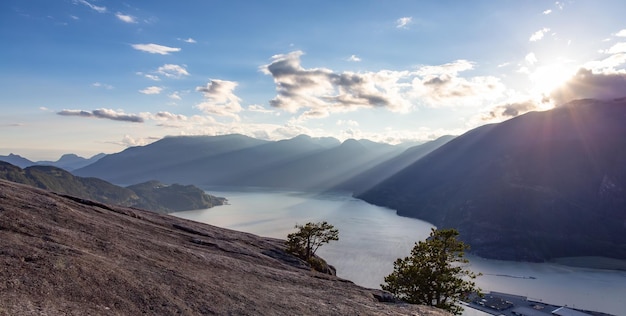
[{"xmin": 173, "ymin": 189, "xmax": 626, "ymax": 315}]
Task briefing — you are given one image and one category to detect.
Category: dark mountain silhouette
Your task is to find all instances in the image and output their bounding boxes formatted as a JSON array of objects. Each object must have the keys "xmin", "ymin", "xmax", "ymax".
[
  {"xmin": 0, "ymin": 153, "xmax": 35, "ymax": 168},
  {"xmin": 74, "ymin": 134, "xmax": 271, "ymax": 185},
  {"xmin": 73, "ymin": 134, "xmax": 408, "ymax": 190},
  {"xmin": 36, "ymin": 153, "xmax": 106, "ymax": 171},
  {"xmin": 332, "ymin": 135, "xmax": 456, "ymax": 194},
  {"xmin": 358, "ymin": 98, "xmax": 626, "ymax": 261},
  {"xmin": 0, "ymin": 161, "xmax": 225, "ymax": 213},
  {"xmin": 0, "ymin": 179, "xmax": 446, "ymax": 315},
  {"xmin": 0, "ymin": 153, "xmax": 107, "ymax": 171}
]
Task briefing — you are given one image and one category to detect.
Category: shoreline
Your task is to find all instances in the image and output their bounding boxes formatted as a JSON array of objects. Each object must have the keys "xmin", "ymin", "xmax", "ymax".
[
  {"xmin": 549, "ymin": 256, "xmax": 626, "ymax": 271},
  {"xmin": 200, "ymin": 187, "xmax": 626, "ymax": 273}
]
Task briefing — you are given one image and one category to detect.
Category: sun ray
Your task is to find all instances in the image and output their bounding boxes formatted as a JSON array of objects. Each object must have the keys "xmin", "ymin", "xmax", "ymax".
[{"xmin": 529, "ymin": 62, "xmax": 578, "ymax": 97}]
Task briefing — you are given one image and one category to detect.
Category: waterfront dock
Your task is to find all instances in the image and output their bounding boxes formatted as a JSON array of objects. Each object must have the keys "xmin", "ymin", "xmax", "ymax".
[{"xmin": 465, "ymin": 291, "xmax": 615, "ymax": 316}]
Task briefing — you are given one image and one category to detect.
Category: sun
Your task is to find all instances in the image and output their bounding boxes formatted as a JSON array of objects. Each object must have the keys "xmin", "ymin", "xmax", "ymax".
[{"xmin": 528, "ymin": 62, "xmax": 577, "ymax": 97}]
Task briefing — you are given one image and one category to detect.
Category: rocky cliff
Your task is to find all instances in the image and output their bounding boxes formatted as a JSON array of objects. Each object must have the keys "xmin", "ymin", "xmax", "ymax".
[{"xmin": 0, "ymin": 180, "xmax": 447, "ymax": 315}]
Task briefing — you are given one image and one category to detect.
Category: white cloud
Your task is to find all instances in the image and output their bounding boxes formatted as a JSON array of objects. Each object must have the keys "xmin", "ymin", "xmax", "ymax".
[
  {"xmin": 347, "ymin": 55, "xmax": 361, "ymax": 62},
  {"xmin": 118, "ymin": 134, "xmax": 155, "ymax": 147},
  {"xmin": 529, "ymin": 28, "xmax": 550, "ymax": 42},
  {"xmin": 145, "ymin": 74, "xmax": 160, "ymax": 81},
  {"xmin": 115, "ymin": 12, "xmax": 137, "ymax": 23},
  {"xmin": 131, "ymin": 43, "xmax": 181, "ymax": 55},
  {"xmin": 180, "ymin": 37, "xmax": 197, "ymax": 43},
  {"xmin": 260, "ymin": 51, "xmax": 413, "ymax": 119},
  {"xmin": 139, "ymin": 86, "xmax": 163, "ymax": 95},
  {"xmin": 555, "ymin": 1, "xmax": 565, "ymax": 10},
  {"xmin": 157, "ymin": 64, "xmax": 189, "ymax": 78},
  {"xmin": 616, "ymin": 29, "xmax": 626, "ymax": 37},
  {"xmin": 396, "ymin": 17, "xmax": 412, "ymax": 29},
  {"xmin": 260, "ymin": 51, "xmax": 505, "ymax": 120},
  {"xmin": 415, "ymin": 60, "xmax": 474, "ymax": 76},
  {"xmin": 151, "ymin": 111, "xmax": 187, "ymax": 121},
  {"xmin": 336, "ymin": 119, "xmax": 359, "ymax": 127},
  {"xmin": 248, "ymin": 104, "xmax": 274, "ymax": 113},
  {"xmin": 73, "ymin": 0, "xmax": 106, "ymax": 13},
  {"xmin": 91, "ymin": 82, "xmax": 113, "ymax": 89},
  {"xmin": 168, "ymin": 92, "xmax": 182, "ymax": 100},
  {"xmin": 543, "ymin": 9, "xmax": 552, "ymax": 15},
  {"xmin": 525, "ymin": 52, "xmax": 538, "ymax": 65},
  {"xmin": 195, "ymin": 80, "xmax": 243, "ymax": 120},
  {"xmin": 58, "ymin": 108, "xmax": 143, "ymax": 123},
  {"xmin": 602, "ymin": 42, "xmax": 626, "ymax": 54},
  {"xmin": 410, "ymin": 61, "xmax": 506, "ymax": 106},
  {"xmin": 584, "ymin": 53, "xmax": 626, "ymax": 73}
]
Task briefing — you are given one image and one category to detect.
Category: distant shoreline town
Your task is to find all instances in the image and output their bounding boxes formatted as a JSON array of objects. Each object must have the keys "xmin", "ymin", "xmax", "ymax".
[{"xmin": 465, "ymin": 291, "xmax": 614, "ymax": 316}]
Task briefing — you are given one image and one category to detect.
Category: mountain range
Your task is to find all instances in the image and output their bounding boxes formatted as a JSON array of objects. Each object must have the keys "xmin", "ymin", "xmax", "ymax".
[
  {"xmin": 0, "ymin": 152, "xmax": 106, "ymax": 171},
  {"xmin": 5, "ymin": 98, "xmax": 625, "ymax": 262},
  {"xmin": 73, "ymin": 134, "xmax": 447, "ymax": 191},
  {"xmin": 0, "ymin": 162, "xmax": 226, "ymax": 213},
  {"xmin": 358, "ymin": 98, "xmax": 626, "ymax": 261}
]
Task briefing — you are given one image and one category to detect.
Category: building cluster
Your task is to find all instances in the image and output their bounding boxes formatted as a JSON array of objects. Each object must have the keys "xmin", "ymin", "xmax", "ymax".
[{"xmin": 467, "ymin": 292, "xmax": 612, "ymax": 316}]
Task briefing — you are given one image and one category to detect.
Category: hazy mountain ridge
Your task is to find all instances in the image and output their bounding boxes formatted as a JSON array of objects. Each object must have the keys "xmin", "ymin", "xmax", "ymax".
[
  {"xmin": 0, "ymin": 153, "xmax": 35, "ymax": 169},
  {"xmin": 358, "ymin": 98, "xmax": 626, "ymax": 261},
  {"xmin": 36, "ymin": 153, "xmax": 107, "ymax": 171},
  {"xmin": 0, "ymin": 162, "xmax": 225, "ymax": 213},
  {"xmin": 332, "ymin": 135, "xmax": 456, "ymax": 194},
  {"xmin": 0, "ymin": 179, "xmax": 446, "ymax": 315},
  {"xmin": 0, "ymin": 153, "xmax": 106, "ymax": 171},
  {"xmin": 73, "ymin": 134, "xmax": 438, "ymax": 191}
]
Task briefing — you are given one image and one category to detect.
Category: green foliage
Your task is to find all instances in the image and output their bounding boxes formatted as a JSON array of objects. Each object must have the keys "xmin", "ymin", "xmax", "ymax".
[
  {"xmin": 381, "ymin": 228, "xmax": 481, "ymax": 315},
  {"xmin": 126, "ymin": 181, "xmax": 226, "ymax": 212},
  {"xmin": 0, "ymin": 162, "xmax": 224, "ymax": 214},
  {"xmin": 286, "ymin": 221, "xmax": 339, "ymax": 262}
]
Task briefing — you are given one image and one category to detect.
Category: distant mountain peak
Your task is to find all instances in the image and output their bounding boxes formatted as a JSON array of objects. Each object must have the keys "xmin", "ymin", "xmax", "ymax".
[{"xmin": 59, "ymin": 153, "xmax": 81, "ymax": 159}]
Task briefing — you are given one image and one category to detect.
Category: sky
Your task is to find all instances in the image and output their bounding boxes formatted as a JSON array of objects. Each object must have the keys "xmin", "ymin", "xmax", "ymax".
[{"xmin": 1, "ymin": 0, "xmax": 626, "ymax": 161}]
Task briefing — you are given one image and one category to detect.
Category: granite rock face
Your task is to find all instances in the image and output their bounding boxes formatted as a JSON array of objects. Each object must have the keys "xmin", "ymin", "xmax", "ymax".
[{"xmin": 0, "ymin": 180, "xmax": 447, "ymax": 316}]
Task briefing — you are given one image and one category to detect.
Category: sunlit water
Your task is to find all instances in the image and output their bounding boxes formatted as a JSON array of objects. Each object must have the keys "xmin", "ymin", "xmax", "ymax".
[{"xmin": 173, "ymin": 189, "xmax": 626, "ymax": 315}]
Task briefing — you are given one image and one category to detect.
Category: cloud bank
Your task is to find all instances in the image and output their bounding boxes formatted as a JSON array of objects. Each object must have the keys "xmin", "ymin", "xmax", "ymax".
[
  {"xmin": 58, "ymin": 109, "xmax": 144, "ymax": 123},
  {"xmin": 550, "ymin": 68, "xmax": 626, "ymax": 105},
  {"xmin": 260, "ymin": 51, "xmax": 505, "ymax": 120}
]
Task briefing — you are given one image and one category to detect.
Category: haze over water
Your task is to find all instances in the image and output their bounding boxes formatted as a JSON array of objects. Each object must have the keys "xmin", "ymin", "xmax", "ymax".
[{"xmin": 173, "ymin": 189, "xmax": 626, "ymax": 315}]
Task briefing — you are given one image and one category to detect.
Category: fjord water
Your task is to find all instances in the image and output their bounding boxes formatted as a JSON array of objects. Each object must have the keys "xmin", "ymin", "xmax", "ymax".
[{"xmin": 173, "ymin": 189, "xmax": 626, "ymax": 315}]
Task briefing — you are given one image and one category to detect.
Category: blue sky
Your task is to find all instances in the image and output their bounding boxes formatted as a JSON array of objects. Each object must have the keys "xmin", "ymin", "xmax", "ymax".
[{"xmin": 2, "ymin": 0, "xmax": 626, "ymax": 160}]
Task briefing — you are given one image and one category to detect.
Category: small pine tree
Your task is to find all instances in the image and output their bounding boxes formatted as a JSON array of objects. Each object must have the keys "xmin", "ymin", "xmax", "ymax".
[
  {"xmin": 381, "ymin": 228, "xmax": 481, "ymax": 315},
  {"xmin": 286, "ymin": 221, "xmax": 338, "ymax": 261}
]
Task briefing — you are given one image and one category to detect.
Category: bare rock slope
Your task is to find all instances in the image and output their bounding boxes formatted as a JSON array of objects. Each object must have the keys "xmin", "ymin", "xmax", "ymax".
[{"xmin": 0, "ymin": 180, "xmax": 446, "ymax": 316}]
